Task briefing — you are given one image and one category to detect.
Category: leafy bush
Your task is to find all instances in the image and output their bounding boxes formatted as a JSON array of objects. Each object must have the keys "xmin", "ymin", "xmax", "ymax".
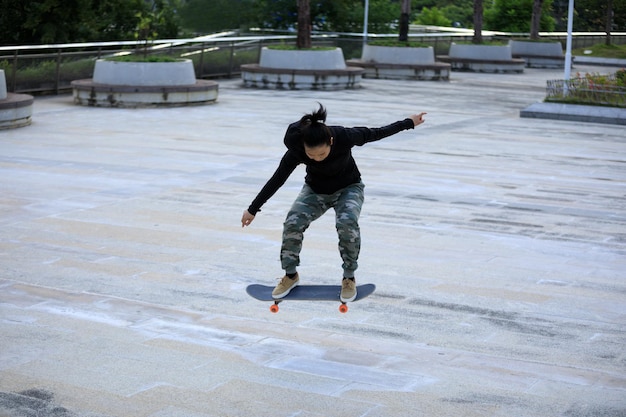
[
  {"xmin": 616, "ymin": 69, "xmax": 626, "ymax": 87},
  {"xmin": 266, "ymin": 45, "xmax": 336, "ymax": 51},
  {"xmin": 415, "ymin": 7, "xmax": 451, "ymax": 27},
  {"xmin": 368, "ymin": 40, "xmax": 429, "ymax": 48},
  {"xmin": 546, "ymin": 70, "xmax": 626, "ymax": 108},
  {"xmin": 108, "ymin": 55, "xmax": 180, "ymax": 62}
]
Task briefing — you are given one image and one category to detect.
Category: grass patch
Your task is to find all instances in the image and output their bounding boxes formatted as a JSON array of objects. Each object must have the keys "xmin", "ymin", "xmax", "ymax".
[
  {"xmin": 368, "ymin": 40, "xmax": 429, "ymax": 48},
  {"xmin": 266, "ymin": 44, "xmax": 336, "ymax": 51},
  {"xmin": 454, "ymin": 40, "xmax": 508, "ymax": 46},
  {"xmin": 107, "ymin": 55, "xmax": 180, "ymax": 62},
  {"xmin": 572, "ymin": 43, "xmax": 626, "ymax": 59},
  {"xmin": 510, "ymin": 38, "xmax": 561, "ymax": 43}
]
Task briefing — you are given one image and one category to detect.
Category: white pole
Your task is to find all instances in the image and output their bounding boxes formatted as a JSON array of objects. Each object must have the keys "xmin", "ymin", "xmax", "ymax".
[
  {"xmin": 564, "ymin": 0, "xmax": 574, "ymax": 89},
  {"xmin": 363, "ymin": 0, "xmax": 369, "ymax": 46}
]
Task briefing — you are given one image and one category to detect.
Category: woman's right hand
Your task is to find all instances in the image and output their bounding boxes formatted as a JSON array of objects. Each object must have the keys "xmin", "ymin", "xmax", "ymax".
[
  {"xmin": 241, "ymin": 210, "xmax": 255, "ymax": 228},
  {"xmin": 410, "ymin": 112, "xmax": 427, "ymax": 127}
]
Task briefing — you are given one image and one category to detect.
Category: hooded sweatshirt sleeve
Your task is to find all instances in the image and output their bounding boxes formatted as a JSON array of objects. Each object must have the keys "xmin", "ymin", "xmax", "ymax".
[
  {"xmin": 342, "ymin": 118, "xmax": 415, "ymax": 146},
  {"xmin": 247, "ymin": 150, "xmax": 300, "ymax": 215}
]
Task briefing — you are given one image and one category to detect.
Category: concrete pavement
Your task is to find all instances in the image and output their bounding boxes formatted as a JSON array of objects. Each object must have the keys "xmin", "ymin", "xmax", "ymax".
[{"xmin": 1, "ymin": 64, "xmax": 625, "ymax": 416}]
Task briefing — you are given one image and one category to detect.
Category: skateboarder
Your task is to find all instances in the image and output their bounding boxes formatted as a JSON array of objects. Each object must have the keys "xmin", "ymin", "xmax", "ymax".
[{"xmin": 241, "ymin": 104, "xmax": 426, "ymax": 302}]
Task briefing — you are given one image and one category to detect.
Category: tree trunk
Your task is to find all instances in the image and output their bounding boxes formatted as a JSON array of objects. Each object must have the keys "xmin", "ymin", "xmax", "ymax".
[
  {"xmin": 297, "ymin": 0, "xmax": 311, "ymax": 49},
  {"xmin": 398, "ymin": 0, "xmax": 411, "ymax": 42},
  {"xmin": 605, "ymin": 0, "xmax": 613, "ymax": 46},
  {"xmin": 530, "ymin": 0, "xmax": 543, "ymax": 40},
  {"xmin": 473, "ymin": 0, "xmax": 483, "ymax": 44}
]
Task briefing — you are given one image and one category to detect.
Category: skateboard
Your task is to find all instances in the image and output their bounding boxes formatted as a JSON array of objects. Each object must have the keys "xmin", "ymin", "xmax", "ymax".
[{"xmin": 246, "ymin": 283, "xmax": 376, "ymax": 313}]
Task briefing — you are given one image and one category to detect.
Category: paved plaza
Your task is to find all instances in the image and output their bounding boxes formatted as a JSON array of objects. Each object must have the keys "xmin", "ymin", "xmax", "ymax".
[{"xmin": 1, "ymin": 64, "xmax": 625, "ymax": 416}]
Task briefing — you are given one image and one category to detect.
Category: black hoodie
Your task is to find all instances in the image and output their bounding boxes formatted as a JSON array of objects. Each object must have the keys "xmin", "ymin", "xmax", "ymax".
[{"xmin": 247, "ymin": 118, "xmax": 415, "ymax": 215}]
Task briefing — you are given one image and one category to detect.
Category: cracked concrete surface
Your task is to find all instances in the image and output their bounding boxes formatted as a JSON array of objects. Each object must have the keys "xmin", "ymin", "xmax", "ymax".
[{"xmin": 0, "ymin": 65, "xmax": 625, "ymax": 417}]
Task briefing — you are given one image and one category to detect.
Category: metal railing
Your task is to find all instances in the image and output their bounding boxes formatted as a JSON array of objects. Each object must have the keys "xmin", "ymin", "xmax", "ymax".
[
  {"xmin": 1, "ymin": 30, "xmax": 625, "ymax": 95},
  {"xmin": 546, "ymin": 74, "xmax": 626, "ymax": 107},
  {"xmin": 0, "ymin": 33, "xmax": 326, "ymax": 95}
]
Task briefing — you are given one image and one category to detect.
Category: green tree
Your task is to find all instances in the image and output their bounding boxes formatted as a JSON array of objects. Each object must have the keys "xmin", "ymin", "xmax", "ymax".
[
  {"xmin": 367, "ymin": 0, "xmax": 401, "ymax": 32},
  {"xmin": 249, "ymin": 0, "xmax": 398, "ymax": 33},
  {"xmin": 440, "ymin": 3, "xmax": 474, "ymax": 28},
  {"xmin": 0, "ymin": 0, "xmax": 29, "ymax": 44},
  {"xmin": 22, "ymin": 0, "xmax": 95, "ymax": 44},
  {"xmin": 0, "ymin": 0, "xmax": 181, "ymax": 45},
  {"xmin": 414, "ymin": 0, "xmax": 474, "ymax": 27},
  {"xmin": 484, "ymin": 0, "xmax": 555, "ymax": 33},
  {"xmin": 473, "ymin": 0, "xmax": 483, "ymax": 43},
  {"xmin": 572, "ymin": 0, "xmax": 626, "ymax": 35},
  {"xmin": 150, "ymin": 0, "xmax": 182, "ymax": 39},
  {"xmin": 89, "ymin": 0, "xmax": 149, "ymax": 41},
  {"xmin": 180, "ymin": 0, "xmax": 255, "ymax": 33},
  {"xmin": 399, "ymin": 0, "xmax": 411, "ymax": 41},
  {"xmin": 297, "ymin": 0, "xmax": 312, "ymax": 48},
  {"xmin": 530, "ymin": 0, "xmax": 544, "ymax": 39},
  {"xmin": 416, "ymin": 6, "xmax": 452, "ymax": 26}
]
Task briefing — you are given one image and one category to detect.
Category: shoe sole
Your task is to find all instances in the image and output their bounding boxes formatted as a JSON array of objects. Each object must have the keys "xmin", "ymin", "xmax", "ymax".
[
  {"xmin": 272, "ymin": 281, "xmax": 299, "ymax": 299},
  {"xmin": 340, "ymin": 290, "xmax": 357, "ymax": 303}
]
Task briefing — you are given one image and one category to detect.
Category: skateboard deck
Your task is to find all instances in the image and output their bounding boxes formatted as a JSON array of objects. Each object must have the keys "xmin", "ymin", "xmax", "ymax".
[{"xmin": 246, "ymin": 283, "xmax": 376, "ymax": 313}]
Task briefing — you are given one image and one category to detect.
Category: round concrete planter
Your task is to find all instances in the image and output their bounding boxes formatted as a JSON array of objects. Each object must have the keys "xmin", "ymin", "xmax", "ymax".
[
  {"xmin": 0, "ymin": 69, "xmax": 7, "ymax": 100},
  {"xmin": 0, "ymin": 69, "xmax": 34, "ymax": 129},
  {"xmin": 72, "ymin": 58, "xmax": 218, "ymax": 107},
  {"xmin": 362, "ymin": 44, "xmax": 435, "ymax": 65},
  {"xmin": 241, "ymin": 47, "xmax": 363, "ymax": 90},
  {"xmin": 259, "ymin": 47, "xmax": 347, "ymax": 70},
  {"xmin": 93, "ymin": 59, "xmax": 197, "ymax": 86}
]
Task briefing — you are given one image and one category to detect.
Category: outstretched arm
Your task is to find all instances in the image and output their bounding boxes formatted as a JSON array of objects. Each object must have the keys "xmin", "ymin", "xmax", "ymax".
[{"xmin": 343, "ymin": 112, "xmax": 427, "ymax": 146}]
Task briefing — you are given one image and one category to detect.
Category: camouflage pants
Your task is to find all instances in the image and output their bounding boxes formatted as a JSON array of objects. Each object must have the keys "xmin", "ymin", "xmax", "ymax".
[{"xmin": 281, "ymin": 182, "xmax": 365, "ymax": 277}]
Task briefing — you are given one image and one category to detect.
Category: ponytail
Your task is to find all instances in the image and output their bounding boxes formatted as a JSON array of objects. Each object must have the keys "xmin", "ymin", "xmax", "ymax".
[{"xmin": 299, "ymin": 103, "xmax": 332, "ymax": 148}]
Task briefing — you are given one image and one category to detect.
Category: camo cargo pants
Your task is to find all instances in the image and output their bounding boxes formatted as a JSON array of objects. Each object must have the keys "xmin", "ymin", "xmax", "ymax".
[{"xmin": 281, "ymin": 182, "xmax": 365, "ymax": 278}]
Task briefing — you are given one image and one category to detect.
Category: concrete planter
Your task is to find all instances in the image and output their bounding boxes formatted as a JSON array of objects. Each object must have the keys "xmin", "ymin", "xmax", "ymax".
[
  {"xmin": 438, "ymin": 43, "xmax": 525, "ymax": 73},
  {"xmin": 509, "ymin": 40, "xmax": 565, "ymax": 68},
  {"xmin": 72, "ymin": 59, "xmax": 218, "ymax": 107},
  {"xmin": 0, "ymin": 70, "xmax": 6, "ymax": 100},
  {"xmin": 92, "ymin": 59, "xmax": 197, "ymax": 86},
  {"xmin": 362, "ymin": 44, "xmax": 436, "ymax": 65},
  {"xmin": 449, "ymin": 43, "xmax": 512, "ymax": 60},
  {"xmin": 0, "ymin": 69, "xmax": 34, "ymax": 129},
  {"xmin": 259, "ymin": 47, "xmax": 347, "ymax": 70},
  {"xmin": 347, "ymin": 44, "xmax": 450, "ymax": 81},
  {"xmin": 241, "ymin": 47, "xmax": 363, "ymax": 90}
]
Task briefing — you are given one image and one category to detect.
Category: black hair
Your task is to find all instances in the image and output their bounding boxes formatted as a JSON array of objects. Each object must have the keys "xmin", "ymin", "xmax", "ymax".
[{"xmin": 299, "ymin": 103, "xmax": 332, "ymax": 148}]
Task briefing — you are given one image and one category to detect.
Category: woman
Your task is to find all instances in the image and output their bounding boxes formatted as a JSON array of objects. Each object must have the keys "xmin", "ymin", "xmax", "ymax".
[{"xmin": 242, "ymin": 104, "xmax": 426, "ymax": 302}]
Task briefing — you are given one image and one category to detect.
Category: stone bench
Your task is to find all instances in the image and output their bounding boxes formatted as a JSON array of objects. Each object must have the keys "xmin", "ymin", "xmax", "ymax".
[
  {"xmin": 509, "ymin": 40, "xmax": 566, "ymax": 69},
  {"xmin": 438, "ymin": 44, "xmax": 525, "ymax": 73},
  {"xmin": 437, "ymin": 56, "xmax": 526, "ymax": 73},
  {"xmin": 346, "ymin": 59, "xmax": 450, "ymax": 81},
  {"xmin": 346, "ymin": 44, "xmax": 450, "ymax": 81}
]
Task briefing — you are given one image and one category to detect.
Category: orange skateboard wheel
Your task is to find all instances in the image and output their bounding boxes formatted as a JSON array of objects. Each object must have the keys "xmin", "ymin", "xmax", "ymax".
[
  {"xmin": 270, "ymin": 304, "xmax": 279, "ymax": 313},
  {"xmin": 339, "ymin": 303, "xmax": 348, "ymax": 313}
]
